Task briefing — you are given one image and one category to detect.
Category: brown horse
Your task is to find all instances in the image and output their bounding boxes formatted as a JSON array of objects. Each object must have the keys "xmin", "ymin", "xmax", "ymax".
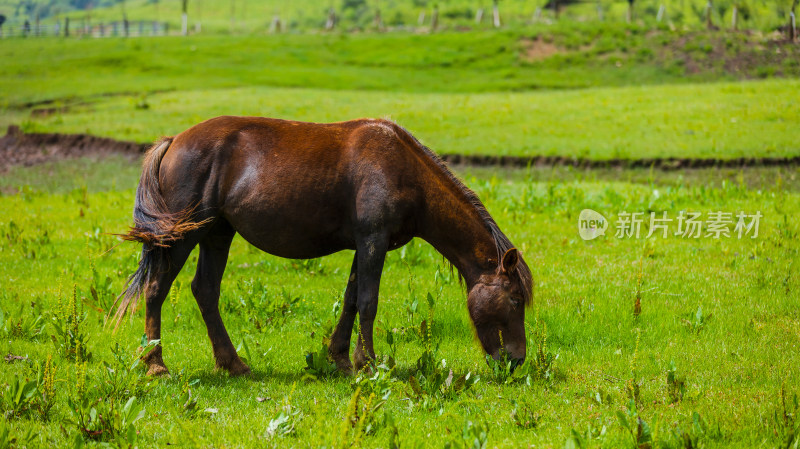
[{"xmin": 116, "ymin": 116, "xmax": 532, "ymax": 376}]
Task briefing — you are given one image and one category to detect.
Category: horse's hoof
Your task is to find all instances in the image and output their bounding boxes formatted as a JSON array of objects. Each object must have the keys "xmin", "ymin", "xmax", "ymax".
[
  {"xmin": 333, "ymin": 358, "xmax": 354, "ymax": 376},
  {"xmin": 353, "ymin": 352, "xmax": 376, "ymax": 373},
  {"xmin": 222, "ymin": 359, "xmax": 251, "ymax": 377},
  {"xmin": 146, "ymin": 364, "xmax": 171, "ymax": 377}
]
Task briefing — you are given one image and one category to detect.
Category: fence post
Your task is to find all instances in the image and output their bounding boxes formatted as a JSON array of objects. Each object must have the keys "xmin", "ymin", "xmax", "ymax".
[
  {"xmin": 64, "ymin": 17, "xmax": 69, "ymax": 37},
  {"xmin": 325, "ymin": 7, "xmax": 336, "ymax": 30},
  {"xmin": 270, "ymin": 15, "xmax": 281, "ymax": 33}
]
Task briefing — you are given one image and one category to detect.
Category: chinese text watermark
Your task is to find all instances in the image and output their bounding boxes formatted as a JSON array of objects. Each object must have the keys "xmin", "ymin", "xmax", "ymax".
[{"xmin": 578, "ymin": 209, "xmax": 761, "ymax": 241}]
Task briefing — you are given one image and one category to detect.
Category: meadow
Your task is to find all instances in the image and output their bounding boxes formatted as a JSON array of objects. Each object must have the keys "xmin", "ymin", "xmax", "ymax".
[
  {"xmin": 1, "ymin": 156, "xmax": 799, "ymax": 448},
  {"xmin": 1, "ymin": 31, "xmax": 799, "ymax": 160},
  {"xmin": 1, "ymin": 21, "xmax": 799, "ymax": 449}
]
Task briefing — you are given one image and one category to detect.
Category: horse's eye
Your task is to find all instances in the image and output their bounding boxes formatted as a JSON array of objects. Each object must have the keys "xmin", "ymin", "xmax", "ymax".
[{"xmin": 510, "ymin": 297, "xmax": 521, "ymax": 308}]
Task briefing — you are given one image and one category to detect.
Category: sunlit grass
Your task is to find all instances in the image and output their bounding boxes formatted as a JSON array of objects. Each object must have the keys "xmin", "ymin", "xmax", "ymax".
[{"xmin": 1, "ymin": 160, "xmax": 798, "ymax": 447}]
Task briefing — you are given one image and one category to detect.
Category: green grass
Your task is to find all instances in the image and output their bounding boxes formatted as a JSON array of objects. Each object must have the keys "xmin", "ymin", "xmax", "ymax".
[
  {"xmin": 1, "ymin": 159, "xmax": 798, "ymax": 447},
  {"xmin": 1, "ymin": 28, "xmax": 798, "ymax": 108},
  {"xmin": 1, "ymin": 31, "xmax": 798, "ymax": 161},
  {"xmin": 6, "ymin": 79, "xmax": 799, "ymax": 160}
]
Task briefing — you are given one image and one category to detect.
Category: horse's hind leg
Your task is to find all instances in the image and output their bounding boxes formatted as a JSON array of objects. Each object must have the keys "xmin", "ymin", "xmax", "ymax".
[
  {"xmin": 329, "ymin": 254, "xmax": 358, "ymax": 373},
  {"xmin": 142, "ymin": 241, "xmax": 196, "ymax": 377},
  {"xmin": 191, "ymin": 221, "xmax": 250, "ymax": 376}
]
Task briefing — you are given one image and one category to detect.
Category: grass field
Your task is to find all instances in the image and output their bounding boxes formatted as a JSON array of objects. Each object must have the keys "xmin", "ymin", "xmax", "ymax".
[
  {"xmin": 6, "ymin": 80, "xmax": 799, "ymax": 160},
  {"xmin": 1, "ymin": 157, "xmax": 799, "ymax": 448},
  {"xmin": 1, "ymin": 31, "xmax": 799, "ymax": 160},
  {"xmin": 1, "ymin": 17, "xmax": 799, "ymax": 448}
]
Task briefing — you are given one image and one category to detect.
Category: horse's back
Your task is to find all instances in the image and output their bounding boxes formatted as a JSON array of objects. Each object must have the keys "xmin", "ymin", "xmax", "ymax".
[{"xmin": 158, "ymin": 116, "xmax": 422, "ymax": 258}]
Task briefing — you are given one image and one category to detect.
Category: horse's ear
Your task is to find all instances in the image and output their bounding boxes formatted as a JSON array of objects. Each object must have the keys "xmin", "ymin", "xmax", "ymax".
[{"xmin": 500, "ymin": 248, "xmax": 519, "ymax": 273}]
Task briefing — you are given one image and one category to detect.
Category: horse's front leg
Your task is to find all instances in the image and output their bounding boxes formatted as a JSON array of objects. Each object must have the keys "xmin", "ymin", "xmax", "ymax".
[
  {"xmin": 329, "ymin": 255, "xmax": 358, "ymax": 373},
  {"xmin": 353, "ymin": 235, "xmax": 388, "ymax": 371}
]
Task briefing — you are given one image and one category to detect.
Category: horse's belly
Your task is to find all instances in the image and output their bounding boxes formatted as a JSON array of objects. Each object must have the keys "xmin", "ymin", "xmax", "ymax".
[{"xmin": 225, "ymin": 206, "xmax": 353, "ymax": 259}]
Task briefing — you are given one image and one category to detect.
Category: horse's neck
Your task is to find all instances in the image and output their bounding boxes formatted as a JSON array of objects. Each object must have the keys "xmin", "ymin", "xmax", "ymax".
[{"xmin": 418, "ymin": 175, "xmax": 498, "ymax": 289}]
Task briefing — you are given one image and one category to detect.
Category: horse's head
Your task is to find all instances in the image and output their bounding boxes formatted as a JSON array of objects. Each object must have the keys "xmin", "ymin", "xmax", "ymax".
[{"xmin": 467, "ymin": 248, "xmax": 528, "ymax": 366}]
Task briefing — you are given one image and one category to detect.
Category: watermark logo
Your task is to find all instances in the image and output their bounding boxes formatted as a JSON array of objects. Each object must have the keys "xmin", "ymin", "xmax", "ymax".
[
  {"xmin": 578, "ymin": 209, "xmax": 609, "ymax": 241},
  {"xmin": 578, "ymin": 209, "xmax": 762, "ymax": 240}
]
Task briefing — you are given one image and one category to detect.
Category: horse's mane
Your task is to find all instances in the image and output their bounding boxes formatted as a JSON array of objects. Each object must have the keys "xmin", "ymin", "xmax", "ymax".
[{"xmin": 392, "ymin": 123, "xmax": 533, "ymax": 306}]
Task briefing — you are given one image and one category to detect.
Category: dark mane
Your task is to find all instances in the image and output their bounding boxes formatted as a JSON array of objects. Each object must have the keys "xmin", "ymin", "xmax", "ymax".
[{"xmin": 393, "ymin": 123, "xmax": 533, "ymax": 306}]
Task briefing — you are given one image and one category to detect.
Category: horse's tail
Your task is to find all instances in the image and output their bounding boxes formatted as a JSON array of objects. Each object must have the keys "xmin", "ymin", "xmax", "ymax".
[{"xmin": 111, "ymin": 137, "xmax": 207, "ymax": 329}]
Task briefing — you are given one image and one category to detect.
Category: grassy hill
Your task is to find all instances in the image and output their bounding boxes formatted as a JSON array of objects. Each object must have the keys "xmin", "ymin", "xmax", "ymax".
[
  {"xmin": 1, "ymin": 26, "xmax": 798, "ymax": 107},
  {"xmin": 0, "ymin": 27, "xmax": 798, "ymax": 160}
]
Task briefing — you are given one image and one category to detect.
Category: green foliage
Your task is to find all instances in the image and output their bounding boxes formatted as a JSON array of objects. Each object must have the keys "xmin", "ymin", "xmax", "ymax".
[
  {"xmin": 487, "ymin": 318, "xmax": 557, "ymax": 385},
  {"xmin": 88, "ymin": 249, "xmax": 116, "ymax": 314},
  {"xmin": 95, "ymin": 342, "xmax": 159, "ymax": 401},
  {"xmin": 667, "ymin": 361, "xmax": 686, "ymax": 404},
  {"xmin": 401, "ymin": 291, "xmax": 479, "ymax": 409},
  {"xmin": 50, "ymin": 284, "xmax": 92, "ymax": 362},
  {"xmin": 616, "ymin": 400, "xmax": 652, "ymax": 449},
  {"xmin": 0, "ymin": 301, "xmax": 46, "ymax": 340},
  {"xmin": 231, "ymin": 280, "xmax": 301, "ymax": 330},
  {"xmin": 303, "ymin": 300, "xmax": 340, "ymax": 380},
  {"xmin": 406, "ymin": 359, "xmax": 480, "ymax": 410},
  {"xmin": 265, "ymin": 387, "xmax": 302, "ymax": 440},
  {"xmin": 1, "ymin": 355, "xmax": 57, "ymax": 421},
  {"xmin": 168, "ymin": 378, "xmax": 201, "ymax": 419},
  {"xmin": 510, "ymin": 400, "xmax": 541, "ymax": 430},
  {"xmin": 1, "ymin": 375, "xmax": 38, "ymax": 420},
  {"xmin": 773, "ymin": 386, "xmax": 800, "ymax": 448},
  {"xmin": 444, "ymin": 420, "xmax": 490, "ymax": 449},
  {"xmin": 0, "ymin": 219, "xmax": 51, "ymax": 259},
  {"xmin": 352, "ymin": 362, "xmax": 396, "ymax": 401},
  {"xmin": 665, "ymin": 411, "xmax": 722, "ymax": 448},
  {"xmin": 0, "ymin": 419, "xmax": 36, "ymax": 449},
  {"xmin": 303, "ymin": 341, "xmax": 339, "ymax": 381},
  {"xmin": 682, "ymin": 306, "xmax": 713, "ymax": 334},
  {"xmin": 64, "ymin": 396, "xmax": 145, "ymax": 447},
  {"xmin": 336, "ymin": 386, "xmax": 391, "ymax": 446}
]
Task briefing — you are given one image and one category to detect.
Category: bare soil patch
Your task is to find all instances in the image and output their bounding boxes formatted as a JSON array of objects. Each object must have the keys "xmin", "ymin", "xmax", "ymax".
[
  {"xmin": 0, "ymin": 126, "xmax": 147, "ymax": 172},
  {"xmin": 520, "ymin": 37, "xmax": 561, "ymax": 62}
]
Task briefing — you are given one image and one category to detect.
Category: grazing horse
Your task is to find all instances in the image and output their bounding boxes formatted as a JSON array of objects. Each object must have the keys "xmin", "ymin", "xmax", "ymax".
[{"xmin": 116, "ymin": 116, "xmax": 532, "ymax": 376}]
